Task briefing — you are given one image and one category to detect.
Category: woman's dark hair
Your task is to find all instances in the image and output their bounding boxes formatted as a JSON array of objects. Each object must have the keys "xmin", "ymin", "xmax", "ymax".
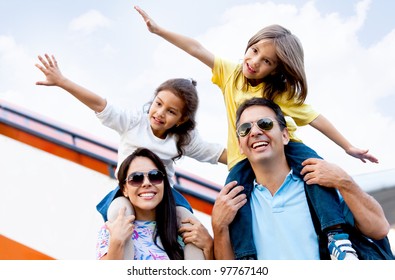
[
  {"xmin": 146, "ymin": 78, "xmax": 199, "ymax": 161},
  {"xmin": 117, "ymin": 148, "xmax": 184, "ymax": 260}
]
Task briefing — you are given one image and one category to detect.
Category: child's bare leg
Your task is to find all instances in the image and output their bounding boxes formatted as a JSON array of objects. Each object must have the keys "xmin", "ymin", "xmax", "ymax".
[
  {"xmin": 107, "ymin": 196, "xmax": 135, "ymax": 260},
  {"xmin": 176, "ymin": 206, "xmax": 205, "ymax": 260}
]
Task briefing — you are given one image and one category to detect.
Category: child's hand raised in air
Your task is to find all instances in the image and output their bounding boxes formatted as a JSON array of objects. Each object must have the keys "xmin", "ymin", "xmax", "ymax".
[
  {"xmin": 346, "ymin": 146, "xmax": 379, "ymax": 163},
  {"xmin": 134, "ymin": 5, "xmax": 160, "ymax": 34},
  {"xmin": 35, "ymin": 54, "xmax": 65, "ymax": 87}
]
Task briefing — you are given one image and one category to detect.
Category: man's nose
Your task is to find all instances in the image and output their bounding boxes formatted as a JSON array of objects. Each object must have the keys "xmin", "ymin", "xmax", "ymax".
[{"xmin": 249, "ymin": 122, "xmax": 262, "ymax": 136}]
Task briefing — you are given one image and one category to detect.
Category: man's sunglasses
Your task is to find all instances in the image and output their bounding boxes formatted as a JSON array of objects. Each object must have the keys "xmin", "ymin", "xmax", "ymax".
[
  {"xmin": 125, "ymin": 169, "xmax": 165, "ymax": 187},
  {"xmin": 236, "ymin": 117, "xmax": 274, "ymax": 137}
]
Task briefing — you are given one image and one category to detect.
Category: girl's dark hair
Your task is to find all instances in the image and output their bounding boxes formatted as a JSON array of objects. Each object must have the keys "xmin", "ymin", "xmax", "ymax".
[
  {"xmin": 235, "ymin": 24, "xmax": 307, "ymax": 105},
  {"xmin": 236, "ymin": 97, "xmax": 287, "ymax": 131},
  {"xmin": 146, "ymin": 78, "xmax": 199, "ymax": 161},
  {"xmin": 117, "ymin": 148, "xmax": 184, "ymax": 260}
]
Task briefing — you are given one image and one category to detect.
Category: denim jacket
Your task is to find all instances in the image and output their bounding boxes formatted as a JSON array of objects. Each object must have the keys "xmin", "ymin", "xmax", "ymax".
[{"xmin": 230, "ymin": 175, "xmax": 394, "ymax": 260}]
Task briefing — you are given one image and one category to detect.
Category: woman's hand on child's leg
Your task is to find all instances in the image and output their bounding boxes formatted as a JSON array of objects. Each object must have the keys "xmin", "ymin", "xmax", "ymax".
[
  {"xmin": 179, "ymin": 217, "xmax": 214, "ymax": 260},
  {"xmin": 105, "ymin": 206, "xmax": 135, "ymax": 244}
]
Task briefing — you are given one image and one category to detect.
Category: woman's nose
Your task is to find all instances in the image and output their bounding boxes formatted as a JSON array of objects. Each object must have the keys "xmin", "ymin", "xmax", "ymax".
[{"xmin": 141, "ymin": 175, "xmax": 151, "ymax": 187}]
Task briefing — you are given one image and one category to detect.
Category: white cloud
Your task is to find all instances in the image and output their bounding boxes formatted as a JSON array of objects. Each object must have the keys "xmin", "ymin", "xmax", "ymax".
[
  {"xmin": 0, "ymin": 35, "xmax": 16, "ymax": 53},
  {"xmin": 69, "ymin": 10, "xmax": 111, "ymax": 34},
  {"xmin": 0, "ymin": 35, "xmax": 27, "ymax": 62},
  {"xmin": 0, "ymin": 36, "xmax": 37, "ymax": 98}
]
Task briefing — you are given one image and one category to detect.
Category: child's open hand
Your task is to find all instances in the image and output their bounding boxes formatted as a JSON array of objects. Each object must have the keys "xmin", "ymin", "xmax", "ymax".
[
  {"xmin": 35, "ymin": 54, "xmax": 64, "ymax": 86},
  {"xmin": 134, "ymin": 5, "xmax": 160, "ymax": 34},
  {"xmin": 346, "ymin": 146, "xmax": 379, "ymax": 163}
]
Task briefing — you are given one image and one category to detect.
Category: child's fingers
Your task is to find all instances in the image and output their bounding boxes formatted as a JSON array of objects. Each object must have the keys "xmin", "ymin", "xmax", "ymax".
[
  {"xmin": 44, "ymin": 54, "xmax": 54, "ymax": 67},
  {"xmin": 37, "ymin": 55, "xmax": 49, "ymax": 68}
]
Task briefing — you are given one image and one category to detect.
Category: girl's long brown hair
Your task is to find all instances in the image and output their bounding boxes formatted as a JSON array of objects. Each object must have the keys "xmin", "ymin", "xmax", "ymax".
[{"xmin": 235, "ymin": 24, "xmax": 307, "ymax": 105}]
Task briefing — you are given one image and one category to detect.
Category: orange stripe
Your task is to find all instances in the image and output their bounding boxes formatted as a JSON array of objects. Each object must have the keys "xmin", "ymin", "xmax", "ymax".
[
  {"xmin": 182, "ymin": 194, "xmax": 214, "ymax": 215},
  {"xmin": 1, "ymin": 123, "xmax": 218, "ymax": 215},
  {"xmin": 0, "ymin": 235, "xmax": 55, "ymax": 260},
  {"xmin": 0, "ymin": 123, "xmax": 114, "ymax": 177}
]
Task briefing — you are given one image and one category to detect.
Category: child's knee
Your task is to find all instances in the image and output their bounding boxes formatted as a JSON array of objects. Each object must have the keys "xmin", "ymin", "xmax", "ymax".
[
  {"xmin": 176, "ymin": 206, "xmax": 195, "ymax": 227},
  {"xmin": 107, "ymin": 196, "xmax": 135, "ymax": 221}
]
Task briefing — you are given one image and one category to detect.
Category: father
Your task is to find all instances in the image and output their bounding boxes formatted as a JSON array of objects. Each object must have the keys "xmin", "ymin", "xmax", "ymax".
[{"xmin": 211, "ymin": 97, "xmax": 391, "ymax": 260}]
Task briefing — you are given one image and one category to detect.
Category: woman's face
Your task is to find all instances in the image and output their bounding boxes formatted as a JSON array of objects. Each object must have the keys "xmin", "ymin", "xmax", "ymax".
[
  {"xmin": 122, "ymin": 156, "xmax": 165, "ymax": 221},
  {"xmin": 148, "ymin": 90, "xmax": 186, "ymax": 139}
]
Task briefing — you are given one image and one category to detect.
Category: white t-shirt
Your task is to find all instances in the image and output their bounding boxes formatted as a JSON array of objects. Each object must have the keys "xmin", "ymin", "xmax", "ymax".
[{"xmin": 96, "ymin": 102, "xmax": 224, "ymax": 183}]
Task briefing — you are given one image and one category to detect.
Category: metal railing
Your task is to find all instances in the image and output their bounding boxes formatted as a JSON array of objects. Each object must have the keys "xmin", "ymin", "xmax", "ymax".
[{"xmin": 0, "ymin": 99, "xmax": 220, "ymax": 214}]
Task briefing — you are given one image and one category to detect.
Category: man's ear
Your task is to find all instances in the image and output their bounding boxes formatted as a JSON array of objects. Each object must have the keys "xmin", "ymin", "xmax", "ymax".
[
  {"xmin": 238, "ymin": 137, "xmax": 245, "ymax": 155},
  {"xmin": 282, "ymin": 128, "xmax": 290, "ymax": 145}
]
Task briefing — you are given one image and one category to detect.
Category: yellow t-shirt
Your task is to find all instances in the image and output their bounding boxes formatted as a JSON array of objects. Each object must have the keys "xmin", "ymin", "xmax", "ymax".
[{"xmin": 212, "ymin": 57, "xmax": 320, "ymax": 170}]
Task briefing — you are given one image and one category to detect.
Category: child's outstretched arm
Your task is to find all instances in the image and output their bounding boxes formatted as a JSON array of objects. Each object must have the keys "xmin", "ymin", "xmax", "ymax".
[
  {"xmin": 134, "ymin": 5, "xmax": 215, "ymax": 69},
  {"xmin": 35, "ymin": 54, "xmax": 107, "ymax": 113},
  {"xmin": 310, "ymin": 114, "xmax": 379, "ymax": 163}
]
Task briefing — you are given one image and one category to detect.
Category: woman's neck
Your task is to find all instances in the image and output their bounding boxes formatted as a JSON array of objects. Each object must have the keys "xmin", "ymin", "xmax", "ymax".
[{"xmin": 135, "ymin": 209, "xmax": 156, "ymax": 221}]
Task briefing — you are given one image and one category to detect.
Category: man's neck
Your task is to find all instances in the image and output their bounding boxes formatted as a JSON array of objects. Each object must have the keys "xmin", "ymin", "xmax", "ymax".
[{"xmin": 251, "ymin": 155, "xmax": 291, "ymax": 196}]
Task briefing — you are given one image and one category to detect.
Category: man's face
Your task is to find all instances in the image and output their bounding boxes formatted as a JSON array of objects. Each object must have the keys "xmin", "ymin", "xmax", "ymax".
[{"xmin": 237, "ymin": 105, "xmax": 289, "ymax": 164}]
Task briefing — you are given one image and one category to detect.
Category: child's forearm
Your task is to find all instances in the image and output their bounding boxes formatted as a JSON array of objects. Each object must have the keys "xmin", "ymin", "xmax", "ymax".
[
  {"xmin": 156, "ymin": 28, "xmax": 214, "ymax": 68},
  {"xmin": 36, "ymin": 54, "xmax": 107, "ymax": 113},
  {"xmin": 310, "ymin": 114, "xmax": 379, "ymax": 163},
  {"xmin": 57, "ymin": 78, "xmax": 107, "ymax": 113},
  {"xmin": 135, "ymin": 5, "xmax": 214, "ymax": 68},
  {"xmin": 309, "ymin": 114, "xmax": 352, "ymax": 151}
]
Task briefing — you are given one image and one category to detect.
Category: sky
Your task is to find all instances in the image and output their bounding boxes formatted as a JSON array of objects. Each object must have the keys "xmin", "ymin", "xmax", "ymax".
[{"xmin": 1, "ymin": 0, "xmax": 395, "ymax": 186}]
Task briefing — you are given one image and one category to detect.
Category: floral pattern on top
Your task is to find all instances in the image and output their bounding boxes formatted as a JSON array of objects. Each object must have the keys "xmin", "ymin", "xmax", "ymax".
[{"xmin": 96, "ymin": 220, "xmax": 184, "ymax": 260}]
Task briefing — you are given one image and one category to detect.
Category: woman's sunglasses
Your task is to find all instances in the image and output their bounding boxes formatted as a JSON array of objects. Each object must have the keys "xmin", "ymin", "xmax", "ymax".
[
  {"xmin": 125, "ymin": 169, "xmax": 165, "ymax": 187},
  {"xmin": 236, "ymin": 117, "xmax": 274, "ymax": 137}
]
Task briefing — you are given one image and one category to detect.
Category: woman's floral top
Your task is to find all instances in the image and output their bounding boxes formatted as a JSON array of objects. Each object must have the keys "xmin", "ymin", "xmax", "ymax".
[{"xmin": 96, "ymin": 220, "xmax": 183, "ymax": 260}]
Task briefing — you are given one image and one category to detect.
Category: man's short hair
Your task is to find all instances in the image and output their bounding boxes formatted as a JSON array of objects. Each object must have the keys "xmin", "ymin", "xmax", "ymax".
[{"xmin": 235, "ymin": 98, "xmax": 287, "ymax": 130}]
